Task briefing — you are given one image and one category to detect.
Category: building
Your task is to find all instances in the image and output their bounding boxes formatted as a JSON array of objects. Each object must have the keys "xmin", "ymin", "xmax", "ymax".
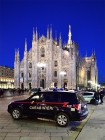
[
  {"xmin": 100, "ymin": 82, "xmax": 105, "ymax": 89},
  {"xmin": 0, "ymin": 66, "xmax": 14, "ymax": 89},
  {"xmin": 14, "ymin": 25, "xmax": 98, "ymax": 90}
]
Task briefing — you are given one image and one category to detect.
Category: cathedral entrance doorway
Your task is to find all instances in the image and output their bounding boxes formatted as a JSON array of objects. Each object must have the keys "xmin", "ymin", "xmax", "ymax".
[
  {"xmin": 29, "ymin": 83, "xmax": 31, "ymax": 89},
  {"xmin": 54, "ymin": 83, "xmax": 57, "ymax": 87},
  {"xmin": 40, "ymin": 79, "xmax": 44, "ymax": 89},
  {"xmin": 21, "ymin": 83, "xmax": 24, "ymax": 89},
  {"xmin": 64, "ymin": 82, "xmax": 67, "ymax": 89}
]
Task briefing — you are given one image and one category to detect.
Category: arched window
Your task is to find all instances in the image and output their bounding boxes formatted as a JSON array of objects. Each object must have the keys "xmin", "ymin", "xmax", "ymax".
[
  {"xmin": 54, "ymin": 71, "xmax": 57, "ymax": 77},
  {"xmin": 87, "ymin": 71, "xmax": 91, "ymax": 81},
  {"xmin": 29, "ymin": 72, "xmax": 31, "ymax": 78},
  {"xmin": 21, "ymin": 73, "xmax": 24, "ymax": 77},
  {"xmin": 41, "ymin": 48, "xmax": 45, "ymax": 57},
  {"xmin": 29, "ymin": 62, "xmax": 32, "ymax": 68},
  {"xmin": 54, "ymin": 60, "xmax": 58, "ymax": 67}
]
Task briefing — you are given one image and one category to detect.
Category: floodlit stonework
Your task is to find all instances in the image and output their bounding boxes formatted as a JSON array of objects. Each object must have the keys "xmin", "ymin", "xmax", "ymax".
[{"xmin": 14, "ymin": 25, "xmax": 98, "ymax": 90}]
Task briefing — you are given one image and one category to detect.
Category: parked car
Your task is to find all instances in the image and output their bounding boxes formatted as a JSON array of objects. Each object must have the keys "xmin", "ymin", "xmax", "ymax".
[
  {"xmin": 7, "ymin": 90, "xmax": 88, "ymax": 127},
  {"xmin": 80, "ymin": 91, "xmax": 95, "ymax": 103}
]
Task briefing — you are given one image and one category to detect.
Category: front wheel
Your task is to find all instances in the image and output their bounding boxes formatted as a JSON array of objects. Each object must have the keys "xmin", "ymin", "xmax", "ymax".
[
  {"xmin": 11, "ymin": 108, "xmax": 23, "ymax": 120},
  {"xmin": 55, "ymin": 112, "xmax": 70, "ymax": 127}
]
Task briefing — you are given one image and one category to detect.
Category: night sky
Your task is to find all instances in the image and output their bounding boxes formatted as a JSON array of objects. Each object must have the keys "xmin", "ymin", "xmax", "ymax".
[{"xmin": 0, "ymin": 0, "xmax": 105, "ymax": 82}]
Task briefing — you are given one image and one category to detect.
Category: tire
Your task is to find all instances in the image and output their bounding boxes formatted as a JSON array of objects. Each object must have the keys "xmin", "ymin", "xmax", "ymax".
[
  {"xmin": 11, "ymin": 108, "xmax": 23, "ymax": 120},
  {"xmin": 55, "ymin": 112, "xmax": 70, "ymax": 127},
  {"xmin": 90, "ymin": 99, "xmax": 94, "ymax": 104}
]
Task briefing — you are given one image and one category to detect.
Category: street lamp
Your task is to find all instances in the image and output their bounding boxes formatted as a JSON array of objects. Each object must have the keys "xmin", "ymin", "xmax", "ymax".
[
  {"xmin": 88, "ymin": 80, "xmax": 100, "ymax": 90},
  {"xmin": 60, "ymin": 71, "xmax": 66, "ymax": 75},
  {"xmin": 37, "ymin": 62, "xmax": 46, "ymax": 68},
  {"xmin": 37, "ymin": 62, "xmax": 46, "ymax": 88}
]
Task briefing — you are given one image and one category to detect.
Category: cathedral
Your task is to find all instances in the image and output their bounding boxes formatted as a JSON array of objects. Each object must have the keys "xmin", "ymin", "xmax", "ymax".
[{"xmin": 14, "ymin": 25, "xmax": 98, "ymax": 90}]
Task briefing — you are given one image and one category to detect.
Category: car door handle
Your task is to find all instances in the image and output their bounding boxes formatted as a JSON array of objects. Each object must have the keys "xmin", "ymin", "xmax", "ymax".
[{"xmin": 31, "ymin": 101, "xmax": 34, "ymax": 104}]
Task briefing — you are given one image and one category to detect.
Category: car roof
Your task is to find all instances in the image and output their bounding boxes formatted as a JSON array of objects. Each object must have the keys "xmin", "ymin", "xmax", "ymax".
[
  {"xmin": 81, "ymin": 91, "xmax": 95, "ymax": 93},
  {"xmin": 37, "ymin": 90, "xmax": 77, "ymax": 94}
]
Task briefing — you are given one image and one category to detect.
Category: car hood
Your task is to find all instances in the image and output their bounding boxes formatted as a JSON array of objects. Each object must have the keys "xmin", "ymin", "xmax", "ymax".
[{"xmin": 11, "ymin": 99, "xmax": 27, "ymax": 104}]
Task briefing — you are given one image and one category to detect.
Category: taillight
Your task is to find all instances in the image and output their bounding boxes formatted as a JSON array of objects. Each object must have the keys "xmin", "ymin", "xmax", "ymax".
[{"xmin": 73, "ymin": 104, "xmax": 81, "ymax": 110}]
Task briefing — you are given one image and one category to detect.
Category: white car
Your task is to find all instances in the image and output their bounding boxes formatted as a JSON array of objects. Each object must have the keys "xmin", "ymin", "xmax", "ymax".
[{"xmin": 80, "ymin": 91, "xmax": 95, "ymax": 103}]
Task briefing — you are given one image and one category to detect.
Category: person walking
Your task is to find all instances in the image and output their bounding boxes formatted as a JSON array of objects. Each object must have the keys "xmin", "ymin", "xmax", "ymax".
[
  {"xmin": 94, "ymin": 90, "xmax": 100, "ymax": 105},
  {"xmin": 99, "ymin": 88, "xmax": 104, "ymax": 104},
  {"xmin": 0, "ymin": 89, "xmax": 4, "ymax": 97}
]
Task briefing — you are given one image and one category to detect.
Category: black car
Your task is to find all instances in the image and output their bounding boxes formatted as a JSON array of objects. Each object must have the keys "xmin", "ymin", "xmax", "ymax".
[{"xmin": 8, "ymin": 90, "xmax": 88, "ymax": 127}]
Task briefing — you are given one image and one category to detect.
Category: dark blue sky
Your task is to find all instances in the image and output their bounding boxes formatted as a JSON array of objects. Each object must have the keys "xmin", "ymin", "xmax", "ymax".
[{"xmin": 0, "ymin": 0, "xmax": 105, "ymax": 82}]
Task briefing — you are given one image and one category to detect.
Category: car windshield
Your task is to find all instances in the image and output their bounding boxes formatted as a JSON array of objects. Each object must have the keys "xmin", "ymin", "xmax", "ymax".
[{"xmin": 27, "ymin": 93, "xmax": 45, "ymax": 101}]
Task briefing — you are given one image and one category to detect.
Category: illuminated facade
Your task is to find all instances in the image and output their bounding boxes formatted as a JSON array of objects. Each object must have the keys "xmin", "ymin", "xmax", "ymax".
[
  {"xmin": 14, "ymin": 25, "xmax": 98, "ymax": 90},
  {"xmin": 0, "ymin": 66, "xmax": 14, "ymax": 89}
]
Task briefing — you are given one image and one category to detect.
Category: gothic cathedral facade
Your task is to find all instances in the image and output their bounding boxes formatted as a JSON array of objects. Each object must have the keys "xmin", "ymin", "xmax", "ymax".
[{"xmin": 14, "ymin": 25, "xmax": 98, "ymax": 90}]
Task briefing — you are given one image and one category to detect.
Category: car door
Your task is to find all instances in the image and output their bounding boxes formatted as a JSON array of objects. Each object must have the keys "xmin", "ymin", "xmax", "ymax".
[
  {"xmin": 22, "ymin": 93, "xmax": 42, "ymax": 116},
  {"xmin": 36, "ymin": 92, "xmax": 61, "ymax": 119}
]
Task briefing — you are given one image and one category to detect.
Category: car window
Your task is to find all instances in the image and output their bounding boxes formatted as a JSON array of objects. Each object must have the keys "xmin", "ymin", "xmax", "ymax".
[
  {"xmin": 45, "ymin": 92, "xmax": 60, "ymax": 102},
  {"xmin": 28, "ymin": 93, "xmax": 45, "ymax": 101},
  {"xmin": 84, "ymin": 93, "xmax": 93, "ymax": 95},
  {"xmin": 60, "ymin": 92, "xmax": 78, "ymax": 104}
]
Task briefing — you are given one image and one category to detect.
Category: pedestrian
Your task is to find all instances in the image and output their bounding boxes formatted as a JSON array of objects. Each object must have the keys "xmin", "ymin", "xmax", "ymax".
[
  {"xmin": 94, "ymin": 91, "xmax": 100, "ymax": 105},
  {"xmin": 13, "ymin": 88, "xmax": 15, "ymax": 95},
  {"xmin": 0, "ymin": 89, "xmax": 3, "ymax": 97},
  {"xmin": 38, "ymin": 88, "xmax": 41, "ymax": 92},
  {"xmin": 18, "ymin": 88, "xmax": 21, "ymax": 95},
  {"xmin": 99, "ymin": 88, "xmax": 104, "ymax": 104}
]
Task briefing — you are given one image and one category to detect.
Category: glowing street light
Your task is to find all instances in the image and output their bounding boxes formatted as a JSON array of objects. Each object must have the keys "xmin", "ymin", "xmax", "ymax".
[
  {"xmin": 88, "ymin": 80, "xmax": 100, "ymax": 88},
  {"xmin": 37, "ymin": 62, "xmax": 46, "ymax": 67},
  {"xmin": 60, "ymin": 71, "xmax": 66, "ymax": 75}
]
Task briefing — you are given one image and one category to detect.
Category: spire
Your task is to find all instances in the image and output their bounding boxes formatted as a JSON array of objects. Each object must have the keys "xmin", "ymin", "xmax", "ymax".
[
  {"xmin": 17, "ymin": 48, "xmax": 20, "ymax": 62},
  {"xmin": 85, "ymin": 51, "xmax": 87, "ymax": 57},
  {"xmin": 92, "ymin": 49, "xmax": 96, "ymax": 59},
  {"xmin": 15, "ymin": 49, "xmax": 17, "ymax": 61},
  {"xmin": 36, "ymin": 27, "xmax": 38, "ymax": 41},
  {"xmin": 92, "ymin": 50, "xmax": 94, "ymax": 56},
  {"xmin": 47, "ymin": 25, "xmax": 49, "ymax": 39},
  {"xmin": 59, "ymin": 32, "xmax": 62, "ymax": 46},
  {"xmin": 33, "ymin": 27, "xmax": 35, "ymax": 41},
  {"xmin": 93, "ymin": 49, "xmax": 96, "ymax": 56},
  {"xmin": 55, "ymin": 30, "xmax": 57, "ymax": 42},
  {"xmin": 59, "ymin": 32, "xmax": 62, "ymax": 40},
  {"xmin": 50, "ymin": 24, "xmax": 52, "ymax": 39},
  {"xmin": 17, "ymin": 48, "xmax": 19, "ymax": 56},
  {"xmin": 68, "ymin": 25, "xmax": 72, "ymax": 45},
  {"xmin": 25, "ymin": 38, "xmax": 27, "ymax": 52}
]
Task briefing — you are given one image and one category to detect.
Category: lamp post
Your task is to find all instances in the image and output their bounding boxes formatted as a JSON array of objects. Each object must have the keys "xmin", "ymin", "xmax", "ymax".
[
  {"xmin": 60, "ymin": 71, "xmax": 66, "ymax": 88},
  {"xmin": 37, "ymin": 62, "xmax": 46, "ymax": 88}
]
